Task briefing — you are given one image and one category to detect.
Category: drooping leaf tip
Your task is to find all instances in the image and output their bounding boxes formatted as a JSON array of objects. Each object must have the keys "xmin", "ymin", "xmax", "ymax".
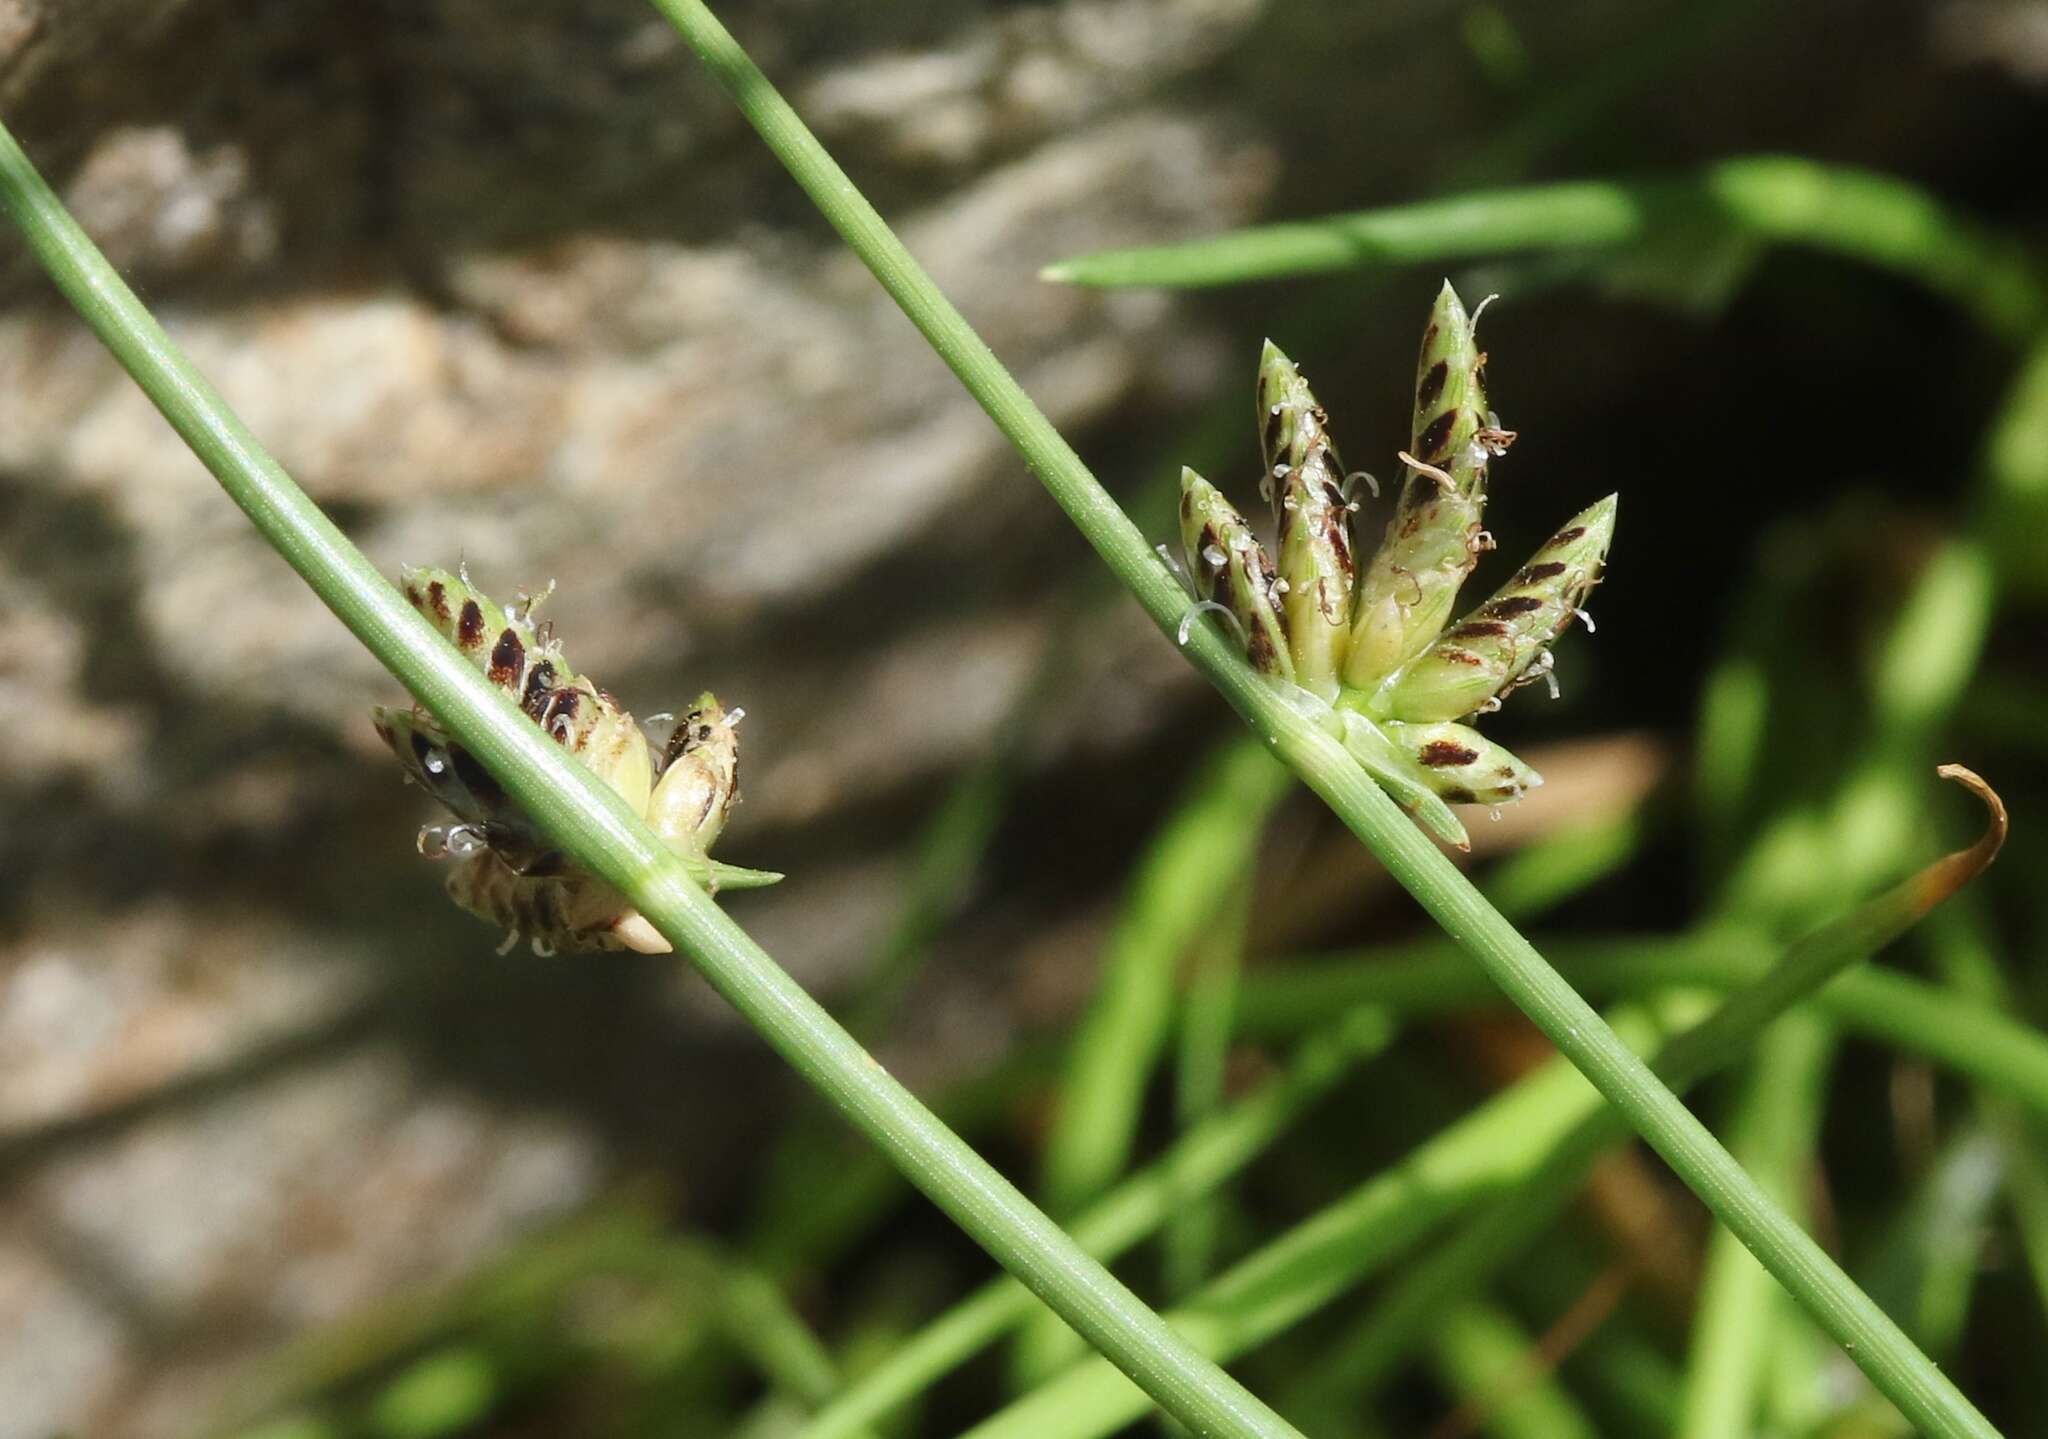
[{"xmin": 1934, "ymin": 763, "xmax": 2006, "ymax": 873}]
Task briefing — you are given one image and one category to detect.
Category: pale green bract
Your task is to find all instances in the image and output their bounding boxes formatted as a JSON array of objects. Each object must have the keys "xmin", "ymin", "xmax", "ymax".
[{"xmin": 1178, "ymin": 285, "xmax": 1617, "ymax": 849}]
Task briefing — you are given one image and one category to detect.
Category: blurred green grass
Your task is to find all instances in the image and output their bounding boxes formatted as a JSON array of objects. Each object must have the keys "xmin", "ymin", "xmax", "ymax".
[{"xmin": 113, "ymin": 3, "xmax": 2048, "ymax": 1436}]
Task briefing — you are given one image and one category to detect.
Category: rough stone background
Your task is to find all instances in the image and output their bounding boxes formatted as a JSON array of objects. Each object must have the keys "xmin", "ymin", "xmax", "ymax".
[{"xmin": 1, "ymin": 1, "xmax": 2041, "ymax": 1435}]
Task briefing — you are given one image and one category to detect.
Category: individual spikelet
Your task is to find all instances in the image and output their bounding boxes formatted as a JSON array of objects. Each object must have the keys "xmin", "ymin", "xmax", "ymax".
[
  {"xmin": 1379, "ymin": 720, "xmax": 1543, "ymax": 807},
  {"xmin": 646, "ymin": 692, "xmax": 741, "ymax": 857},
  {"xmin": 1379, "ymin": 497, "xmax": 1615, "ymax": 723},
  {"xmin": 1259, "ymin": 342, "xmax": 1355, "ymax": 699},
  {"xmin": 1179, "ymin": 468, "xmax": 1293, "ymax": 683},
  {"xmin": 1344, "ymin": 282, "xmax": 1514, "ymax": 689}
]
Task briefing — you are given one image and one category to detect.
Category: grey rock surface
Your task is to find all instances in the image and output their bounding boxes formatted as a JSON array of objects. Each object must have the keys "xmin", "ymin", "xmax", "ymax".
[{"xmin": 0, "ymin": 2, "xmax": 1268, "ymax": 1433}]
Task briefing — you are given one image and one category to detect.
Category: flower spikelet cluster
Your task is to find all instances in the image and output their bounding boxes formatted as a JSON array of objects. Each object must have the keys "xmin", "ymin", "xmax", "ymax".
[
  {"xmin": 1179, "ymin": 284, "xmax": 1616, "ymax": 848},
  {"xmin": 373, "ymin": 567, "xmax": 750, "ymax": 953}
]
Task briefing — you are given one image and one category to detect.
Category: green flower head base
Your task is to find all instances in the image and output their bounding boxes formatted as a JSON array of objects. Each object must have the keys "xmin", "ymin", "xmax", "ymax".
[
  {"xmin": 1178, "ymin": 284, "xmax": 1616, "ymax": 850},
  {"xmin": 373, "ymin": 566, "xmax": 780, "ymax": 955}
]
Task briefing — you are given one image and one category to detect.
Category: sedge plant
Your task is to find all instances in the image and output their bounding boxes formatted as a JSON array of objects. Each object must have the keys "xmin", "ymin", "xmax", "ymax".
[
  {"xmin": 0, "ymin": 118, "xmax": 1304, "ymax": 1439},
  {"xmin": 1040, "ymin": 156, "xmax": 2046, "ymax": 345},
  {"xmin": 640, "ymin": 2, "xmax": 2008, "ymax": 1435},
  {"xmin": 0, "ymin": 10, "xmax": 2018, "ymax": 1438},
  {"xmin": 857, "ymin": 768, "xmax": 2004, "ymax": 1439}
]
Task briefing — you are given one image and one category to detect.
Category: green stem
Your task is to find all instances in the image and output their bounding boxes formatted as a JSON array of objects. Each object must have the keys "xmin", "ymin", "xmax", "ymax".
[
  {"xmin": 1272, "ymin": 789, "xmax": 1998, "ymax": 1418},
  {"xmin": 1426, "ymin": 1299, "xmax": 1599, "ymax": 1439},
  {"xmin": 1294, "ymin": 1057, "xmax": 1681, "ymax": 1420},
  {"xmin": 1234, "ymin": 937, "xmax": 2048, "ymax": 1120},
  {"xmin": 1043, "ymin": 739, "xmax": 1290, "ymax": 1217},
  {"xmin": 1926, "ymin": 902, "xmax": 2048, "ymax": 1321},
  {"xmin": 1167, "ymin": 874, "xmax": 1254, "ymax": 1299},
  {"xmin": 971, "ymin": 799, "xmax": 1991, "ymax": 1439},
  {"xmin": 797, "ymin": 1012, "xmax": 1392, "ymax": 1439},
  {"xmin": 1019, "ymin": 739, "xmax": 1287, "ymax": 1384},
  {"xmin": 1041, "ymin": 157, "xmax": 2046, "ymax": 343},
  {"xmin": 0, "ymin": 119, "xmax": 1302, "ymax": 1439},
  {"xmin": 648, "ymin": 4, "xmax": 2003, "ymax": 1434},
  {"xmin": 1674, "ymin": 1015, "xmax": 1835, "ymax": 1439},
  {"xmin": 962, "ymin": 1013, "xmax": 1656, "ymax": 1439}
]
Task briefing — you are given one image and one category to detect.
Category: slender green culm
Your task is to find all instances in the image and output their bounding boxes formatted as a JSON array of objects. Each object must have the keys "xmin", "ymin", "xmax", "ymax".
[
  {"xmin": 801, "ymin": 1012, "xmax": 1393, "ymax": 1439},
  {"xmin": 641, "ymin": 6, "xmax": 2006, "ymax": 1434},
  {"xmin": 1021, "ymin": 739, "xmax": 1288, "ymax": 1385},
  {"xmin": 1235, "ymin": 937, "xmax": 2048, "ymax": 1119},
  {"xmin": 1168, "ymin": 878, "xmax": 1253, "ymax": 1299},
  {"xmin": 0, "ymin": 117, "xmax": 1305, "ymax": 1439},
  {"xmin": 1039, "ymin": 737, "xmax": 1290, "ymax": 1228},
  {"xmin": 1427, "ymin": 1300, "xmax": 1599, "ymax": 1439},
  {"xmin": 1675, "ymin": 1015, "xmax": 1835, "ymax": 1439},
  {"xmin": 1040, "ymin": 157, "xmax": 2047, "ymax": 343},
  {"xmin": 969, "ymin": 775, "xmax": 2003, "ymax": 1438},
  {"xmin": 961, "ymin": 1011, "xmax": 1663, "ymax": 1439}
]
